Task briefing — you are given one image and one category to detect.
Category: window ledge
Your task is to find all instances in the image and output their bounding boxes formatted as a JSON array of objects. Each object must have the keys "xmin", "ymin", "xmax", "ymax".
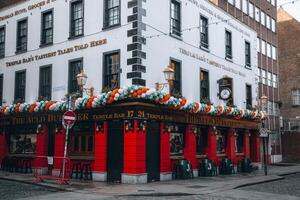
[
  {"xmin": 225, "ymin": 57, "xmax": 233, "ymax": 62},
  {"xmin": 15, "ymin": 49, "xmax": 27, "ymax": 55},
  {"xmin": 102, "ymin": 24, "xmax": 121, "ymax": 31},
  {"xmin": 245, "ymin": 65, "xmax": 252, "ymax": 70},
  {"xmin": 200, "ymin": 46, "xmax": 210, "ymax": 53},
  {"xmin": 170, "ymin": 33, "xmax": 182, "ymax": 41},
  {"xmin": 39, "ymin": 42, "xmax": 53, "ymax": 48},
  {"xmin": 68, "ymin": 34, "xmax": 84, "ymax": 41}
]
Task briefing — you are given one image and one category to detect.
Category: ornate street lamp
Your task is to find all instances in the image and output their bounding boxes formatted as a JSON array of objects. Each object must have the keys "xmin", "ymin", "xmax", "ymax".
[
  {"xmin": 76, "ymin": 70, "xmax": 94, "ymax": 97},
  {"xmin": 155, "ymin": 65, "xmax": 175, "ymax": 92}
]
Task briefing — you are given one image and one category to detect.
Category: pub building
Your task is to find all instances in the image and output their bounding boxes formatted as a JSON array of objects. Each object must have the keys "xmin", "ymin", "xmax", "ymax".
[
  {"xmin": 0, "ymin": 0, "xmax": 263, "ymax": 183},
  {"xmin": 0, "ymin": 85, "xmax": 264, "ymax": 184}
]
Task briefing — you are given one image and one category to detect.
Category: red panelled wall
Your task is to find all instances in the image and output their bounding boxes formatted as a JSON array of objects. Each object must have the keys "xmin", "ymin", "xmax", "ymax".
[
  {"xmin": 0, "ymin": 132, "xmax": 8, "ymax": 161},
  {"xmin": 123, "ymin": 120, "xmax": 146, "ymax": 174},
  {"xmin": 54, "ymin": 129, "xmax": 66, "ymax": 170},
  {"xmin": 34, "ymin": 126, "xmax": 49, "ymax": 168},
  {"xmin": 183, "ymin": 126, "xmax": 197, "ymax": 170},
  {"xmin": 160, "ymin": 123, "xmax": 171, "ymax": 173},
  {"xmin": 206, "ymin": 127, "xmax": 217, "ymax": 163},
  {"xmin": 226, "ymin": 128, "xmax": 236, "ymax": 162},
  {"xmin": 94, "ymin": 121, "xmax": 107, "ymax": 173}
]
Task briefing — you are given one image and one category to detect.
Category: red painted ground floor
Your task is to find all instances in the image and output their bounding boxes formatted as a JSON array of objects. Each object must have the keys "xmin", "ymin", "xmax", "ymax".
[{"xmin": 0, "ymin": 102, "xmax": 262, "ymax": 183}]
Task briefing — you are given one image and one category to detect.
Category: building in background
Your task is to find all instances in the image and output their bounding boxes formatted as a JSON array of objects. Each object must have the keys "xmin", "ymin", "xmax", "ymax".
[
  {"xmin": 210, "ymin": 0, "xmax": 281, "ymax": 163},
  {"xmin": 277, "ymin": 8, "xmax": 300, "ymax": 163}
]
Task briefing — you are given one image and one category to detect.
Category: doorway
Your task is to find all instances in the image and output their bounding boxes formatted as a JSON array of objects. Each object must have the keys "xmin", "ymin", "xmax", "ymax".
[
  {"xmin": 146, "ymin": 122, "xmax": 161, "ymax": 182},
  {"xmin": 107, "ymin": 120, "xmax": 124, "ymax": 183}
]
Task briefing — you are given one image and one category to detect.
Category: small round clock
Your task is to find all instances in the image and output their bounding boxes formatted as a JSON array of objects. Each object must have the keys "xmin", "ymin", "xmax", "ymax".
[{"xmin": 220, "ymin": 88, "xmax": 231, "ymax": 100}]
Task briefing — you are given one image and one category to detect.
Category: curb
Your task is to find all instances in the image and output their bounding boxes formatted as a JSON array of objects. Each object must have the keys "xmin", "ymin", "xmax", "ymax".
[
  {"xmin": 234, "ymin": 176, "xmax": 285, "ymax": 189},
  {"xmin": 0, "ymin": 176, "xmax": 69, "ymax": 192}
]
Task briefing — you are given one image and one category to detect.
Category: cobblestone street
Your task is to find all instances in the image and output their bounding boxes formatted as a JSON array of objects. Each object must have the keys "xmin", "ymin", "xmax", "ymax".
[{"xmin": 1, "ymin": 173, "xmax": 300, "ymax": 200}]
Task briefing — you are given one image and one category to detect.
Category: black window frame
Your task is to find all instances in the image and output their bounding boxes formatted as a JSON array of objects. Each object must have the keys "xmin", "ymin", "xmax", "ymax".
[
  {"xmin": 103, "ymin": 0, "xmax": 121, "ymax": 29},
  {"xmin": 16, "ymin": 18, "xmax": 28, "ymax": 53},
  {"xmin": 246, "ymin": 84, "xmax": 252, "ymax": 109},
  {"xmin": 245, "ymin": 41, "xmax": 251, "ymax": 67},
  {"xmin": 39, "ymin": 65, "xmax": 52, "ymax": 100},
  {"xmin": 200, "ymin": 15, "xmax": 209, "ymax": 49},
  {"xmin": 170, "ymin": 0, "xmax": 181, "ymax": 38},
  {"xmin": 68, "ymin": 58, "xmax": 83, "ymax": 94},
  {"xmin": 200, "ymin": 69, "xmax": 210, "ymax": 101},
  {"xmin": 170, "ymin": 58, "xmax": 182, "ymax": 97},
  {"xmin": 0, "ymin": 25, "xmax": 6, "ymax": 58},
  {"xmin": 225, "ymin": 30, "xmax": 232, "ymax": 59},
  {"xmin": 102, "ymin": 50, "xmax": 121, "ymax": 91},
  {"xmin": 0, "ymin": 74, "xmax": 3, "ymax": 106},
  {"xmin": 69, "ymin": 0, "xmax": 84, "ymax": 39},
  {"xmin": 14, "ymin": 70, "xmax": 26, "ymax": 103},
  {"xmin": 40, "ymin": 9, "xmax": 54, "ymax": 46}
]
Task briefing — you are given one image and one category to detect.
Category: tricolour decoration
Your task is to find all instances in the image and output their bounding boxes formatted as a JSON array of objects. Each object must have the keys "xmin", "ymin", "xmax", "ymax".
[{"xmin": 0, "ymin": 86, "xmax": 266, "ymax": 120}]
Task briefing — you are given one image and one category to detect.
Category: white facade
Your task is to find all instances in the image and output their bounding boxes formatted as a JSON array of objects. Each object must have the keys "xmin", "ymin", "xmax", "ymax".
[{"xmin": 0, "ymin": 0, "xmax": 257, "ymax": 109}]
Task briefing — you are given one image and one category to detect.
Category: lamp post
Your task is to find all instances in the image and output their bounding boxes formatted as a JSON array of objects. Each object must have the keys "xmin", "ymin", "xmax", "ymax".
[
  {"xmin": 155, "ymin": 65, "xmax": 175, "ymax": 93},
  {"xmin": 260, "ymin": 95, "xmax": 268, "ymax": 176},
  {"xmin": 76, "ymin": 70, "xmax": 94, "ymax": 97}
]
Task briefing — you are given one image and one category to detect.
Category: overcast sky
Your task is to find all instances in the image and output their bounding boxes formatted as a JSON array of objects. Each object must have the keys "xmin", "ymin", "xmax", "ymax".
[{"xmin": 277, "ymin": 0, "xmax": 300, "ymax": 21}]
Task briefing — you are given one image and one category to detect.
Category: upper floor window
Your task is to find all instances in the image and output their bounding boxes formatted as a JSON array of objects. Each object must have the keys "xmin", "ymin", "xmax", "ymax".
[
  {"xmin": 200, "ymin": 70, "xmax": 209, "ymax": 101},
  {"xmin": 245, "ymin": 41, "xmax": 251, "ymax": 67},
  {"xmin": 225, "ymin": 30, "xmax": 232, "ymax": 59},
  {"xmin": 70, "ymin": 0, "xmax": 84, "ymax": 38},
  {"xmin": 261, "ymin": 11, "xmax": 266, "ymax": 26},
  {"xmin": 16, "ymin": 19, "xmax": 28, "ymax": 53},
  {"xmin": 273, "ymin": 74, "xmax": 278, "ymax": 88},
  {"xmin": 267, "ymin": 72, "xmax": 272, "ymax": 87},
  {"xmin": 39, "ymin": 65, "xmax": 52, "ymax": 100},
  {"xmin": 104, "ymin": 0, "xmax": 120, "ymax": 28},
  {"xmin": 170, "ymin": 0, "xmax": 181, "ymax": 37},
  {"xmin": 246, "ymin": 84, "xmax": 252, "ymax": 109},
  {"xmin": 0, "ymin": 26, "xmax": 5, "ymax": 58},
  {"xmin": 255, "ymin": 7, "xmax": 260, "ymax": 22},
  {"xmin": 103, "ymin": 51, "xmax": 120, "ymax": 91},
  {"xmin": 15, "ymin": 70, "xmax": 26, "ymax": 103},
  {"xmin": 170, "ymin": 59, "xmax": 182, "ymax": 97},
  {"xmin": 292, "ymin": 89, "xmax": 300, "ymax": 106},
  {"xmin": 200, "ymin": 16, "xmax": 209, "ymax": 49},
  {"xmin": 0, "ymin": 74, "xmax": 3, "ymax": 106},
  {"xmin": 41, "ymin": 10, "xmax": 53, "ymax": 46},
  {"xmin": 68, "ymin": 59, "xmax": 83, "ymax": 94}
]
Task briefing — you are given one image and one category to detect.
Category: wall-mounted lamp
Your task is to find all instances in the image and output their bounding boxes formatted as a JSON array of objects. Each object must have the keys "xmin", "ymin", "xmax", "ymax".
[
  {"xmin": 96, "ymin": 121, "xmax": 104, "ymax": 133},
  {"xmin": 125, "ymin": 120, "xmax": 134, "ymax": 132},
  {"xmin": 190, "ymin": 126, "xmax": 198, "ymax": 135},
  {"xmin": 212, "ymin": 126, "xmax": 217, "ymax": 135},
  {"xmin": 138, "ymin": 120, "xmax": 147, "ymax": 132},
  {"xmin": 55, "ymin": 124, "xmax": 62, "ymax": 133},
  {"xmin": 36, "ymin": 124, "xmax": 43, "ymax": 134},
  {"xmin": 164, "ymin": 124, "xmax": 172, "ymax": 133}
]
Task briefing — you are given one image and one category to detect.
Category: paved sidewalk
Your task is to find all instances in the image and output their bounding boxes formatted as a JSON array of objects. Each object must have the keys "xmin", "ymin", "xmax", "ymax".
[{"xmin": 0, "ymin": 164, "xmax": 299, "ymax": 197}]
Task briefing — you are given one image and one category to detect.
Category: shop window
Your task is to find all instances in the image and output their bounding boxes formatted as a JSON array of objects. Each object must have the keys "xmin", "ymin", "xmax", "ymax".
[
  {"xmin": 236, "ymin": 132, "xmax": 244, "ymax": 153},
  {"xmin": 200, "ymin": 15, "xmax": 209, "ymax": 49},
  {"xmin": 170, "ymin": 125, "xmax": 185, "ymax": 157},
  {"xmin": 0, "ymin": 26, "xmax": 5, "ymax": 58},
  {"xmin": 70, "ymin": 123, "xmax": 94, "ymax": 155},
  {"xmin": 170, "ymin": 0, "xmax": 181, "ymax": 37},
  {"xmin": 39, "ymin": 65, "xmax": 52, "ymax": 100},
  {"xmin": 16, "ymin": 19, "xmax": 27, "ymax": 52},
  {"xmin": 200, "ymin": 70, "xmax": 209, "ymax": 102},
  {"xmin": 14, "ymin": 70, "xmax": 26, "ymax": 103},
  {"xmin": 68, "ymin": 58, "xmax": 83, "ymax": 94},
  {"xmin": 9, "ymin": 127, "xmax": 36, "ymax": 154},
  {"xmin": 104, "ymin": 0, "xmax": 120, "ymax": 28},
  {"xmin": 225, "ymin": 30, "xmax": 232, "ymax": 59},
  {"xmin": 70, "ymin": 0, "xmax": 84, "ymax": 38},
  {"xmin": 170, "ymin": 59, "xmax": 182, "ymax": 97},
  {"xmin": 0, "ymin": 74, "xmax": 3, "ymax": 106},
  {"xmin": 216, "ymin": 129, "xmax": 227, "ymax": 154},
  {"xmin": 196, "ymin": 127, "xmax": 208, "ymax": 155},
  {"xmin": 103, "ymin": 51, "xmax": 120, "ymax": 91},
  {"xmin": 41, "ymin": 10, "xmax": 53, "ymax": 46}
]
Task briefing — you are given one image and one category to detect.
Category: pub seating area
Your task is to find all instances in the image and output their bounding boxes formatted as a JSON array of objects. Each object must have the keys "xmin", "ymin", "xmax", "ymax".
[
  {"xmin": 172, "ymin": 159, "xmax": 194, "ymax": 180},
  {"xmin": 219, "ymin": 158, "xmax": 235, "ymax": 175},
  {"xmin": 0, "ymin": 156, "xmax": 32, "ymax": 173},
  {"xmin": 237, "ymin": 158, "xmax": 259, "ymax": 173},
  {"xmin": 70, "ymin": 162, "xmax": 93, "ymax": 180},
  {"xmin": 198, "ymin": 159, "xmax": 218, "ymax": 177}
]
